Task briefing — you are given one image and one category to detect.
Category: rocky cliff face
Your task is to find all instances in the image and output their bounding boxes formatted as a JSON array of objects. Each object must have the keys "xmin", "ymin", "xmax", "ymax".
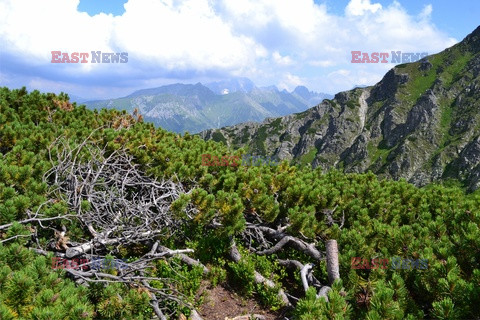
[{"xmin": 201, "ymin": 26, "xmax": 480, "ymax": 191}]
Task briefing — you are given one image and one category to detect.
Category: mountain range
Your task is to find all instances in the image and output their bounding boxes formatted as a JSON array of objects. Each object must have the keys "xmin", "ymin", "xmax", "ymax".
[
  {"xmin": 82, "ymin": 78, "xmax": 331, "ymax": 133},
  {"xmin": 201, "ymin": 25, "xmax": 480, "ymax": 191}
]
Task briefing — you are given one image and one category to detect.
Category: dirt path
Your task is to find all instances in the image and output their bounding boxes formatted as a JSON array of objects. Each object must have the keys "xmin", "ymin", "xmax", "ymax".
[{"xmin": 197, "ymin": 284, "xmax": 283, "ymax": 320}]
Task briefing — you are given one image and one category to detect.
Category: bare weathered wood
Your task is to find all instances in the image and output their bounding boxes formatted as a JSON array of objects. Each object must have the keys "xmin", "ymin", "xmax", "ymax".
[
  {"xmin": 0, "ymin": 213, "xmax": 78, "ymax": 231},
  {"xmin": 300, "ymin": 263, "xmax": 314, "ymax": 293},
  {"xmin": 229, "ymin": 240, "xmax": 291, "ymax": 307},
  {"xmin": 0, "ymin": 234, "xmax": 32, "ymax": 243},
  {"xmin": 155, "ymin": 245, "xmax": 209, "ymax": 274},
  {"xmin": 34, "ymin": 139, "xmax": 201, "ymax": 317},
  {"xmin": 300, "ymin": 263, "xmax": 332, "ymax": 302},
  {"xmin": 245, "ymin": 224, "xmax": 324, "ymax": 262},
  {"xmin": 317, "ymin": 286, "xmax": 331, "ymax": 302},
  {"xmin": 44, "ymin": 138, "xmax": 197, "ymax": 255},
  {"xmin": 17, "ymin": 136, "xmax": 347, "ymax": 317},
  {"xmin": 190, "ymin": 310, "xmax": 204, "ymax": 320},
  {"xmin": 326, "ymin": 240, "xmax": 340, "ymax": 285},
  {"xmin": 141, "ymin": 278, "xmax": 166, "ymax": 320},
  {"xmin": 229, "ymin": 239, "xmax": 242, "ymax": 262},
  {"xmin": 277, "ymin": 259, "xmax": 304, "ymax": 270}
]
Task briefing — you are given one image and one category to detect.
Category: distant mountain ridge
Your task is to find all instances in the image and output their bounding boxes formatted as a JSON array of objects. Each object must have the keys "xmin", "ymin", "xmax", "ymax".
[
  {"xmin": 201, "ymin": 25, "xmax": 480, "ymax": 191},
  {"xmin": 205, "ymin": 77, "xmax": 256, "ymax": 94},
  {"xmin": 83, "ymin": 79, "xmax": 332, "ymax": 133},
  {"xmin": 68, "ymin": 94, "xmax": 89, "ymax": 103}
]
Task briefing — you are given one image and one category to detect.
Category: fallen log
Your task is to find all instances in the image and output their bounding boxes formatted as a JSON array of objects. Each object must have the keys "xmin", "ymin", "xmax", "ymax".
[{"xmin": 326, "ymin": 240, "xmax": 340, "ymax": 285}]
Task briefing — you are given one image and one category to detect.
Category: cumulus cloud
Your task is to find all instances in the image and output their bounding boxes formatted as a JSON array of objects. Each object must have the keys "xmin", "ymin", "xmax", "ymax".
[
  {"xmin": 278, "ymin": 72, "xmax": 304, "ymax": 91},
  {"xmin": 345, "ymin": 0, "xmax": 382, "ymax": 16},
  {"xmin": 419, "ymin": 4, "xmax": 433, "ymax": 21},
  {"xmin": 323, "ymin": 65, "xmax": 392, "ymax": 93},
  {"xmin": 272, "ymin": 51, "xmax": 294, "ymax": 66},
  {"xmin": 0, "ymin": 0, "xmax": 459, "ymax": 98},
  {"xmin": 0, "ymin": 0, "xmax": 262, "ymax": 72},
  {"xmin": 113, "ymin": 0, "xmax": 263, "ymax": 71}
]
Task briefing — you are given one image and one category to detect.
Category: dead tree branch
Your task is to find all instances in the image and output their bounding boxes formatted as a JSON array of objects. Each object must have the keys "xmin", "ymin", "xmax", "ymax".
[
  {"xmin": 156, "ymin": 246, "xmax": 209, "ymax": 275},
  {"xmin": 326, "ymin": 240, "xmax": 340, "ymax": 285},
  {"xmin": 277, "ymin": 259, "xmax": 304, "ymax": 270},
  {"xmin": 300, "ymin": 263, "xmax": 331, "ymax": 302},
  {"xmin": 36, "ymin": 138, "xmax": 202, "ymax": 317},
  {"xmin": 244, "ymin": 223, "xmax": 324, "ymax": 262},
  {"xmin": 229, "ymin": 240, "xmax": 291, "ymax": 307},
  {"xmin": 0, "ymin": 213, "xmax": 78, "ymax": 231},
  {"xmin": 42, "ymin": 138, "xmax": 197, "ymax": 258}
]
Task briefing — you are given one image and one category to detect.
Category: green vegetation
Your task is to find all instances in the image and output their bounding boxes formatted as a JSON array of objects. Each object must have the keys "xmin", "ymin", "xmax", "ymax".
[
  {"xmin": 235, "ymin": 126, "xmax": 251, "ymax": 144},
  {"xmin": 253, "ymin": 126, "xmax": 268, "ymax": 154},
  {"xmin": 367, "ymin": 140, "xmax": 393, "ymax": 166},
  {"xmin": 438, "ymin": 100, "xmax": 454, "ymax": 139},
  {"xmin": 294, "ymin": 109, "xmax": 310, "ymax": 120},
  {"xmin": 395, "ymin": 43, "xmax": 473, "ymax": 114},
  {"xmin": 280, "ymin": 131, "xmax": 292, "ymax": 142},
  {"xmin": 346, "ymin": 100, "xmax": 358, "ymax": 110},
  {"xmin": 297, "ymin": 147, "xmax": 318, "ymax": 166},
  {"xmin": 395, "ymin": 55, "xmax": 438, "ymax": 108},
  {"xmin": 211, "ymin": 131, "xmax": 227, "ymax": 144},
  {"xmin": 439, "ymin": 50, "xmax": 473, "ymax": 87},
  {"xmin": 307, "ymin": 127, "xmax": 317, "ymax": 134},
  {"xmin": 270, "ymin": 118, "xmax": 282, "ymax": 131},
  {"xmin": 1, "ymin": 87, "xmax": 480, "ymax": 319}
]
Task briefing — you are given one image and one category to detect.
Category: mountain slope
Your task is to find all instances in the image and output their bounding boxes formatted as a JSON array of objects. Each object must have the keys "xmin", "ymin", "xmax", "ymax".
[
  {"xmin": 83, "ymin": 80, "xmax": 332, "ymax": 133},
  {"xmin": 3, "ymin": 86, "xmax": 480, "ymax": 319},
  {"xmin": 201, "ymin": 25, "xmax": 480, "ymax": 191}
]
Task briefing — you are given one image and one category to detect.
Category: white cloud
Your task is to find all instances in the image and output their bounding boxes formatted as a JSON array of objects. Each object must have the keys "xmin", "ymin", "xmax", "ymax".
[
  {"xmin": 272, "ymin": 51, "xmax": 293, "ymax": 66},
  {"xmin": 278, "ymin": 73, "xmax": 303, "ymax": 91},
  {"xmin": 113, "ymin": 0, "xmax": 264, "ymax": 71},
  {"xmin": 419, "ymin": 4, "xmax": 433, "ymax": 20},
  {"xmin": 309, "ymin": 60, "xmax": 337, "ymax": 67},
  {"xmin": 0, "ymin": 0, "xmax": 112, "ymax": 65},
  {"xmin": 345, "ymin": 0, "xmax": 382, "ymax": 16},
  {"xmin": 0, "ymin": 0, "xmax": 460, "ymax": 97},
  {"xmin": 0, "ymin": 0, "xmax": 263, "ymax": 73}
]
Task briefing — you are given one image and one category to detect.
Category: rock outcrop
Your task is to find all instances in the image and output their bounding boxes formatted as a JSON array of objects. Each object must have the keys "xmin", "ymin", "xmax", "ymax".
[{"xmin": 201, "ymin": 26, "xmax": 480, "ymax": 191}]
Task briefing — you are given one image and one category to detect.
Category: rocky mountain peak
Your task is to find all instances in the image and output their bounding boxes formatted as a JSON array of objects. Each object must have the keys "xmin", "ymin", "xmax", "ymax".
[{"xmin": 201, "ymin": 25, "xmax": 480, "ymax": 191}]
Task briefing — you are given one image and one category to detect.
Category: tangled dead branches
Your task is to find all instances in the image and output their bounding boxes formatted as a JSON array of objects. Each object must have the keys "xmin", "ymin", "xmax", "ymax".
[
  {"xmin": 44, "ymin": 137, "xmax": 198, "ymax": 256},
  {"xmin": 40, "ymin": 137, "xmax": 201, "ymax": 319},
  {"xmin": 234, "ymin": 211, "xmax": 340, "ymax": 305}
]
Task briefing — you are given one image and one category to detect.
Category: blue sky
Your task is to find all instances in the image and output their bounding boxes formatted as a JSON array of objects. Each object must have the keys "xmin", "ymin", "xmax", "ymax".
[
  {"xmin": 77, "ymin": 0, "xmax": 128, "ymax": 16},
  {"xmin": 0, "ymin": 0, "xmax": 478, "ymax": 100}
]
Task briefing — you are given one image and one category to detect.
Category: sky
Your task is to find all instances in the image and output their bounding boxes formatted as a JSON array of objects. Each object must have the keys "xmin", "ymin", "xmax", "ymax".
[{"xmin": 0, "ymin": 0, "xmax": 478, "ymax": 100}]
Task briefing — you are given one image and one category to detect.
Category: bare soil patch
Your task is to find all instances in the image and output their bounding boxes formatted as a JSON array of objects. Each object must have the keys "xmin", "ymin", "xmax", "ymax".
[{"xmin": 197, "ymin": 283, "xmax": 284, "ymax": 320}]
